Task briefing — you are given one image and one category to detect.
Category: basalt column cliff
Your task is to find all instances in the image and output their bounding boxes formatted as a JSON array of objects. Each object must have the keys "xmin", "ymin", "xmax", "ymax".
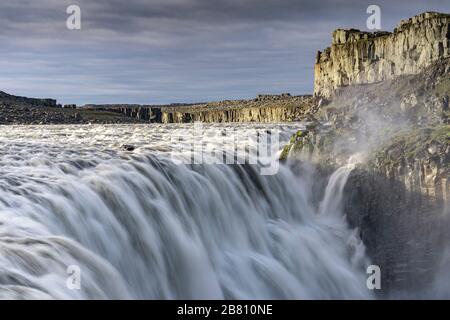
[
  {"xmin": 314, "ymin": 12, "xmax": 450, "ymax": 98},
  {"xmin": 284, "ymin": 11, "xmax": 450, "ymax": 297}
]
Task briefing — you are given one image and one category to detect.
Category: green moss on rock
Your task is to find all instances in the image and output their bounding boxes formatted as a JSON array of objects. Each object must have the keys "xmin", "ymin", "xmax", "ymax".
[
  {"xmin": 434, "ymin": 75, "xmax": 450, "ymax": 97},
  {"xmin": 371, "ymin": 125, "xmax": 450, "ymax": 168},
  {"xmin": 280, "ymin": 130, "xmax": 309, "ymax": 161}
]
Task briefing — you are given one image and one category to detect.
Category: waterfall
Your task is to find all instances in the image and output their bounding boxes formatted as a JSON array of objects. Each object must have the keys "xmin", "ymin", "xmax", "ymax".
[
  {"xmin": 318, "ymin": 154, "xmax": 362, "ymax": 219},
  {"xmin": 0, "ymin": 124, "xmax": 372, "ymax": 299},
  {"xmin": 319, "ymin": 166, "xmax": 354, "ymax": 218}
]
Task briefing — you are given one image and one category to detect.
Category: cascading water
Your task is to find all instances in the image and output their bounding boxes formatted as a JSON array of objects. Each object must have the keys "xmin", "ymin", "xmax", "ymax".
[{"xmin": 0, "ymin": 124, "xmax": 372, "ymax": 299}]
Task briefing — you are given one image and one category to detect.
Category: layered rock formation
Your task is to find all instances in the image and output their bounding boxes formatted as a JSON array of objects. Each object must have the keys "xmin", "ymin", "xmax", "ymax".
[
  {"xmin": 160, "ymin": 95, "xmax": 316, "ymax": 123},
  {"xmin": 84, "ymin": 104, "xmax": 163, "ymax": 122},
  {"xmin": 314, "ymin": 12, "xmax": 450, "ymax": 97},
  {"xmin": 1, "ymin": 93, "xmax": 317, "ymax": 124},
  {"xmin": 284, "ymin": 109, "xmax": 449, "ymax": 296},
  {"xmin": 162, "ymin": 105, "xmax": 303, "ymax": 123},
  {"xmin": 0, "ymin": 90, "xmax": 58, "ymax": 108},
  {"xmin": 284, "ymin": 13, "xmax": 450, "ymax": 295},
  {"xmin": 344, "ymin": 126, "xmax": 449, "ymax": 295},
  {"xmin": 0, "ymin": 95, "xmax": 150, "ymax": 125},
  {"xmin": 83, "ymin": 95, "xmax": 317, "ymax": 123}
]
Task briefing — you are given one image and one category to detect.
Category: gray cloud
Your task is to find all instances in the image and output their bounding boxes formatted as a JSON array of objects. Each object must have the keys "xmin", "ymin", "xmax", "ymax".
[{"xmin": 0, "ymin": 0, "xmax": 449, "ymax": 104}]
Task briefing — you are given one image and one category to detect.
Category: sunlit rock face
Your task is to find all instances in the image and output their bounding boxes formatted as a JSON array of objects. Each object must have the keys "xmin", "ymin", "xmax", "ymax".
[
  {"xmin": 160, "ymin": 95, "xmax": 318, "ymax": 124},
  {"xmin": 82, "ymin": 95, "xmax": 318, "ymax": 124},
  {"xmin": 161, "ymin": 104, "xmax": 305, "ymax": 123},
  {"xmin": 284, "ymin": 21, "xmax": 450, "ymax": 294},
  {"xmin": 314, "ymin": 12, "xmax": 450, "ymax": 98}
]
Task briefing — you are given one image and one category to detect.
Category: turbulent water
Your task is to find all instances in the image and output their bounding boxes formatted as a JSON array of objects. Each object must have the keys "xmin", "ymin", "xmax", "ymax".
[{"xmin": 0, "ymin": 124, "xmax": 372, "ymax": 299}]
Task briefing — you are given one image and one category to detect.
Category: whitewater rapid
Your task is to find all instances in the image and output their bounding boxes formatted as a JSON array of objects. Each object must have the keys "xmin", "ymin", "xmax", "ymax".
[{"xmin": 0, "ymin": 124, "xmax": 372, "ymax": 299}]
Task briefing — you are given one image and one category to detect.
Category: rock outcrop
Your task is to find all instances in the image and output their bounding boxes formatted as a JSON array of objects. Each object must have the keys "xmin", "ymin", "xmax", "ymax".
[
  {"xmin": 0, "ymin": 96, "xmax": 151, "ymax": 125},
  {"xmin": 284, "ymin": 13, "xmax": 450, "ymax": 295},
  {"xmin": 84, "ymin": 95, "xmax": 317, "ymax": 123},
  {"xmin": 1, "ymin": 93, "xmax": 317, "ymax": 124},
  {"xmin": 314, "ymin": 12, "xmax": 450, "ymax": 98},
  {"xmin": 0, "ymin": 103, "xmax": 149, "ymax": 125},
  {"xmin": 343, "ymin": 125, "xmax": 449, "ymax": 295},
  {"xmin": 160, "ymin": 95, "xmax": 317, "ymax": 123},
  {"xmin": 83, "ymin": 104, "xmax": 163, "ymax": 122},
  {"xmin": 284, "ymin": 121, "xmax": 450, "ymax": 296},
  {"xmin": 0, "ymin": 91, "xmax": 58, "ymax": 108}
]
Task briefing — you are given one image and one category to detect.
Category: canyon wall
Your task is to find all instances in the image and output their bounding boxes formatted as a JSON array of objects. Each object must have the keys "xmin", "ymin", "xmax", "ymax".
[
  {"xmin": 284, "ymin": 124, "xmax": 450, "ymax": 295},
  {"xmin": 284, "ymin": 54, "xmax": 450, "ymax": 295},
  {"xmin": 314, "ymin": 12, "xmax": 450, "ymax": 98},
  {"xmin": 84, "ymin": 95, "xmax": 317, "ymax": 123},
  {"xmin": 161, "ymin": 105, "xmax": 305, "ymax": 123},
  {"xmin": 344, "ymin": 134, "xmax": 449, "ymax": 295},
  {"xmin": 160, "ymin": 96, "xmax": 316, "ymax": 123},
  {"xmin": 0, "ymin": 91, "xmax": 58, "ymax": 108},
  {"xmin": 84, "ymin": 105, "xmax": 163, "ymax": 122}
]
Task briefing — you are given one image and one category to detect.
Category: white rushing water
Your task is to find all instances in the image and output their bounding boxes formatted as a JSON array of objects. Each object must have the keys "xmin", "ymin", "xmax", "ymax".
[{"xmin": 0, "ymin": 124, "xmax": 372, "ymax": 299}]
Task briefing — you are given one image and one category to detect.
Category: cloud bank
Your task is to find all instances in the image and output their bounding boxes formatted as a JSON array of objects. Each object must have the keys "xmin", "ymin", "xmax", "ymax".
[{"xmin": 0, "ymin": 0, "xmax": 449, "ymax": 104}]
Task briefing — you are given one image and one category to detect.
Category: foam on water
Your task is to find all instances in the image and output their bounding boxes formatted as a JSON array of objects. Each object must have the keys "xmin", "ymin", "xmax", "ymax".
[{"xmin": 0, "ymin": 124, "xmax": 372, "ymax": 299}]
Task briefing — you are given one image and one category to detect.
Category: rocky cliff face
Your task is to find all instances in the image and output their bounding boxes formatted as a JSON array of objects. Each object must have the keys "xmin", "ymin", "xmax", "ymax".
[
  {"xmin": 314, "ymin": 12, "xmax": 450, "ymax": 98},
  {"xmin": 284, "ymin": 46, "xmax": 450, "ymax": 296},
  {"xmin": 284, "ymin": 126, "xmax": 450, "ymax": 296},
  {"xmin": 0, "ymin": 91, "xmax": 58, "ymax": 108},
  {"xmin": 344, "ymin": 127, "xmax": 449, "ymax": 295},
  {"xmin": 162, "ymin": 104, "xmax": 306, "ymax": 123},
  {"xmin": 160, "ymin": 95, "xmax": 317, "ymax": 123},
  {"xmin": 84, "ymin": 105, "xmax": 163, "ymax": 122},
  {"xmin": 85, "ymin": 95, "xmax": 317, "ymax": 123}
]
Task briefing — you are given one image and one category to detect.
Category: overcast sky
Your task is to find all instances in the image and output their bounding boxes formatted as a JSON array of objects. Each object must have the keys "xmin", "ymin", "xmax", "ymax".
[{"xmin": 0, "ymin": 0, "xmax": 449, "ymax": 105}]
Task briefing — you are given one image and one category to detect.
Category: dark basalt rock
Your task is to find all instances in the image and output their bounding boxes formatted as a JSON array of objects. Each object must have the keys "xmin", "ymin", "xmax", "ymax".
[
  {"xmin": 121, "ymin": 144, "xmax": 136, "ymax": 152},
  {"xmin": 0, "ymin": 90, "xmax": 57, "ymax": 108}
]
